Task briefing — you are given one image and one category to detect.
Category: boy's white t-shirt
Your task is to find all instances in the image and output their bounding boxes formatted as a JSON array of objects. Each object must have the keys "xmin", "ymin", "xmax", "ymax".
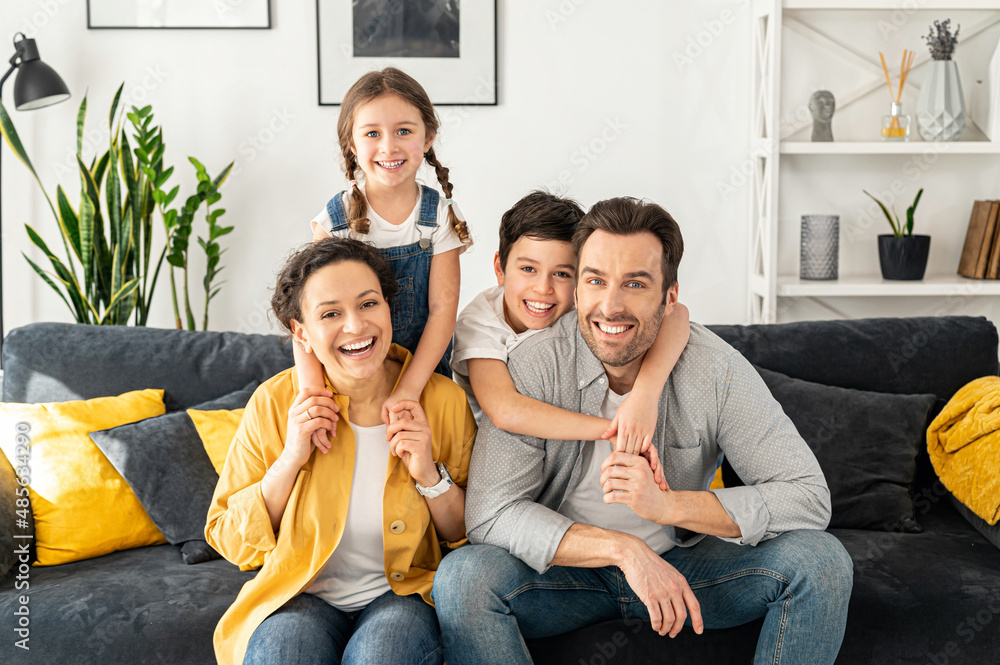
[
  {"xmin": 310, "ymin": 181, "xmax": 469, "ymax": 255},
  {"xmin": 306, "ymin": 422, "xmax": 391, "ymax": 611},
  {"xmin": 451, "ymin": 285, "xmax": 547, "ymax": 422}
]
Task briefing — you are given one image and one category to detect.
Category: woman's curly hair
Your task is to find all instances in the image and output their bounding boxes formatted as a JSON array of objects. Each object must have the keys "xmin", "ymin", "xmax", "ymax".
[{"xmin": 271, "ymin": 237, "xmax": 397, "ymax": 334}]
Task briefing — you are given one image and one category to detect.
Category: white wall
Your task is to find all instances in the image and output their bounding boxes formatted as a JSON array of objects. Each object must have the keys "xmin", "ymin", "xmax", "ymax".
[{"xmin": 2, "ymin": 0, "xmax": 751, "ymax": 336}]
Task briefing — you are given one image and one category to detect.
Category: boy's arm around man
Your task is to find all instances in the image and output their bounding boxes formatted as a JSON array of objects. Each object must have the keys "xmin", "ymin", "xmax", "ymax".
[{"xmin": 464, "ymin": 318, "xmax": 832, "ymax": 574}]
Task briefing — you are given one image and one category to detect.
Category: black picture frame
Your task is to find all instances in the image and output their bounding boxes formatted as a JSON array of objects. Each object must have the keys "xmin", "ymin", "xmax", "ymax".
[
  {"xmin": 316, "ymin": 0, "xmax": 497, "ymax": 107},
  {"xmin": 87, "ymin": 0, "xmax": 272, "ymax": 30}
]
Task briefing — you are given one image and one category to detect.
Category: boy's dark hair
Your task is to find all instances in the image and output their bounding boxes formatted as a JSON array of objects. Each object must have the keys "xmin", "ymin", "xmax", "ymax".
[
  {"xmin": 271, "ymin": 237, "xmax": 398, "ymax": 334},
  {"xmin": 498, "ymin": 191, "xmax": 585, "ymax": 269},
  {"xmin": 573, "ymin": 197, "xmax": 684, "ymax": 297}
]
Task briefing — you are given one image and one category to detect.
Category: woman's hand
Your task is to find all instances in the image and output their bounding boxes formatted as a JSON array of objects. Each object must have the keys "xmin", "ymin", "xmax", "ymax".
[
  {"xmin": 386, "ymin": 400, "xmax": 438, "ymax": 486},
  {"xmin": 281, "ymin": 387, "xmax": 339, "ymax": 470}
]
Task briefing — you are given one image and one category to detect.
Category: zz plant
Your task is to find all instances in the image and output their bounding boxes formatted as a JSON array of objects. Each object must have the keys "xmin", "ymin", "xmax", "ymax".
[{"xmin": 0, "ymin": 84, "xmax": 233, "ymax": 329}]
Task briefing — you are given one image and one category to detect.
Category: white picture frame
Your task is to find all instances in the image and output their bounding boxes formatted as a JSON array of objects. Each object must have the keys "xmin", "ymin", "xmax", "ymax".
[
  {"xmin": 87, "ymin": 0, "xmax": 271, "ymax": 29},
  {"xmin": 317, "ymin": 0, "xmax": 497, "ymax": 106}
]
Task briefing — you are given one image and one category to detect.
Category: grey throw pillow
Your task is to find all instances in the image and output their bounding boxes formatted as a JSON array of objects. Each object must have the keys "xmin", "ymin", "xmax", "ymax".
[
  {"xmin": 0, "ymin": 452, "xmax": 23, "ymax": 580},
  {"xmin": 89, "ymin": 382, "xmax": 258, "ymax": 562},
  {"xmin": 755, "ymin": 366, "xmax": 936, "ymax": 532}
]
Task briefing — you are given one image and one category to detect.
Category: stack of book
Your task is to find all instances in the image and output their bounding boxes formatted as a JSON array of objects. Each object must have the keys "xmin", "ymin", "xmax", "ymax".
[{"xmin": 959, "ymin": 200, "xmax": 1000, "ymax": 279}]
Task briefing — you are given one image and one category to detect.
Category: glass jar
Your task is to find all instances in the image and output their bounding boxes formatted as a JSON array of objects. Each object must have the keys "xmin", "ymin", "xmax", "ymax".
[
  {"xmin": 882, "ymin": 102, "xmax": 911, "ymax": 141},
  {"xmin": 800, "ymin": 215, "xmax": 840, "ymax": 280}
]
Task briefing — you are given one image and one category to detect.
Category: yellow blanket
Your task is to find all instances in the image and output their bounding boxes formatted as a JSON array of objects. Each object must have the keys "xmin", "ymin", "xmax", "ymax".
[{"xmin": 927, "ymin": 376, "xmax": 1000, "ymax": 525}]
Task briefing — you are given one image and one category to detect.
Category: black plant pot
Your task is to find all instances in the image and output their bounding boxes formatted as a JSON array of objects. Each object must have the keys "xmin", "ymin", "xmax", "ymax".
[{"xmin": 878, "ymin": 235, "xmax": 931, "ymax": 280}]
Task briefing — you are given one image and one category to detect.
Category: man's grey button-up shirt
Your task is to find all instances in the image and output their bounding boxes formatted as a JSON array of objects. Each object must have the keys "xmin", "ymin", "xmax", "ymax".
[{"xmin": 465, "ymin": 314, "xmax": 832, "ymax": 574}]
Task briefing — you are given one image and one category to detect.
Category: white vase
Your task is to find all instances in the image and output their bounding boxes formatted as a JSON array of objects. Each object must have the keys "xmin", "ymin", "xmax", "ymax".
[{"xmin": 916, "ymin": 60, "xmax": 966, "ymax": 141}]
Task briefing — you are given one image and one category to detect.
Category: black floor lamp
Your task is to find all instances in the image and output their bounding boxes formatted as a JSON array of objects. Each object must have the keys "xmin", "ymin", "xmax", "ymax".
[{"xmin": 0, "ymin": 33, "xmax": 70, "ymax": 367}]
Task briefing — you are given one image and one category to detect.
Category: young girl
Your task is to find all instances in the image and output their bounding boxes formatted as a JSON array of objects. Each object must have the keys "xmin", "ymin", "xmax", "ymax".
[{"xmin": 298, "ymin": 68, "xmax": 472, "ymax": 442}]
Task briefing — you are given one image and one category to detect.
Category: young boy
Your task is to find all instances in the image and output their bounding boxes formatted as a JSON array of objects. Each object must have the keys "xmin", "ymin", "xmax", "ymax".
[{"xmin": 451, "ymin": 191, "xmax": 690, "ymax": 456}]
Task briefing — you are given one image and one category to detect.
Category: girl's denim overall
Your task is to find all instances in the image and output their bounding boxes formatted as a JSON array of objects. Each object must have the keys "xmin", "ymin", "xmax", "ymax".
[{"xmin": 326, "ymin": 185, "xmax": 453, "ymax": 377}]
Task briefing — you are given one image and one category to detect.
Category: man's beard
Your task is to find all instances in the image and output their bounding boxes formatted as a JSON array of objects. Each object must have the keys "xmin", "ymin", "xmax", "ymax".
[{"xmin": 578, "ymin": 304, "xmax": 665, "ymax": 368}]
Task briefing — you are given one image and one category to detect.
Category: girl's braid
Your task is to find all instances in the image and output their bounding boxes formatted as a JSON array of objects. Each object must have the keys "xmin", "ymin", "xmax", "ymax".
[
  {"xmin": 343, "ymin": 150, "xmax": 370, "ymax": 234},
  {"xmin": 424, "ymin": 147, "xmax": 470, "ymax": 245}
]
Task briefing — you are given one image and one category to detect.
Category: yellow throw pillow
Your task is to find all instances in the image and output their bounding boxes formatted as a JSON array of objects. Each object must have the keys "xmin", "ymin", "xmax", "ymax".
[
  {"xmin": 0, "ymin": 389, "xmax": 168, "ymax": 566},
  {"xmin": 187, "ymin": 408, "xmax": 245, "ymax": 475},
  {"xmin": 710, "ymin": 465, "xmax": 725, "ymax": 490},
  {"xmin": 186, "ymin": 408, "xmax": 262, "ymax": 570}
]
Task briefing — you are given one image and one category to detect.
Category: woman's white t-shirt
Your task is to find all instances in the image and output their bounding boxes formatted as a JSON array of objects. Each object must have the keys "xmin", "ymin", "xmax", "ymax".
[
  {"xmin": 310, "ymin": 181, "xmax": 470, "ymax": 255},
  {"xmin": 305, "ymin": 422, "xmax": 391, "ymax": 612}
]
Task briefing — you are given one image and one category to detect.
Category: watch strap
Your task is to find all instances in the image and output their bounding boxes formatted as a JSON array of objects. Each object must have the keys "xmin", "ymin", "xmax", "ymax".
[{"xmin": 415, "ymin": 462, "xmax": 453, "ymax": 498}]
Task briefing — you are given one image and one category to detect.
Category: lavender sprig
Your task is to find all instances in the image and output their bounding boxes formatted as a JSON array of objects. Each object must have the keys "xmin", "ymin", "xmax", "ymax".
[{"xmin": 925, "ymin": 19, "xmax": 960, "ymax": 61}]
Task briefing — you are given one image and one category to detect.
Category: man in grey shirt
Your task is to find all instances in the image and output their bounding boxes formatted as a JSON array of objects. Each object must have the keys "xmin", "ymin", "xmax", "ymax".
[{"xmin": 432, "ymin": 197, "xmax": 853, "ymax": 664}]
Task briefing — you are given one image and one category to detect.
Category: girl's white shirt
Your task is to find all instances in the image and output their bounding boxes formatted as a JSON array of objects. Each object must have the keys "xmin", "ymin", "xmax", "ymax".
[{"xmin": 311, "ymin": 180, "xmax": 470, "ymax": 255}]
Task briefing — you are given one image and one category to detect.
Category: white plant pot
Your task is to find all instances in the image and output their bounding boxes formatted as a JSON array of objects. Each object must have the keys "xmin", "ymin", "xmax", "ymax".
[{"xmin": 916, "ymin": 60, "xmax": 966, "ymax": 142}]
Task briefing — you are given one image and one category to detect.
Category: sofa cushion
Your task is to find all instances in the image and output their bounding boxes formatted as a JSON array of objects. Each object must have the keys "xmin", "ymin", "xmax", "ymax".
[
  {"xmin": 89, "ymin": 384, "xmax": 257, "ymax": 550},
  {"xmin": 710, "ymin": 316, "xmax": 1000, "ymax": 494},
  {"xmin": 0, "ymin": 389, "xmax": 168, "ymax": 566},
  {"xmin": 188, "ymin": 407, "xmax": 247, "ymax": 475},
  {"xmin": 0, "ymin": 452, "xmax": 20, "ymax": 580},
  {"xmin": 710, "ymin": 317, "xmax": 999, "ymax": 400},
  {"xmin": 181, "ymin": 539, "xmax": 222, "ymax": 565},
  {"xmin": 0, "ymin": 543, "xmax": 256, "ymax": 664},
  {"xmin": 830, "ymin": 497, "xmax": 1000, "ymax": 664},
  {"xmin": 756, "ymin": 367, "xmax": 936, "ymax": 532},
  {"xmin": 528, "ymin": 499, "xmax": 1000, "ymax": 665},
  {"xmin": 950, "ymin": 495, "xmax": 1000, "ymax": 552},
  {"xmin": 527, "ymin": 618, "xmax": 762, "ymax": 664},
  {"xmin": 1, "ymin": 322, "xmax": 293, "ymax": 410}
]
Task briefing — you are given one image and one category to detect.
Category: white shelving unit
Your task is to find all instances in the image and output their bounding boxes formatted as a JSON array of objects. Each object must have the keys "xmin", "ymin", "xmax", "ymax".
[
  {"xmin": 748, "ymin": 0, "xmax": 1000, "ymax": 323},
  {"xmin": 785, "ymin": 1, "xmax": 1000, "ymax": 8},
  {"xmin": 781, "ymin": 141, "xmax": 1000, "ymax": 154},
  {"xmin": 777, "ymin": 274, "xmax": 1000, "ymax": 296}
]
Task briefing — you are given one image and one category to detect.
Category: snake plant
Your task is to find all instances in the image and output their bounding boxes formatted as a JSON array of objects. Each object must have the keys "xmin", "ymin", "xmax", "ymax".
[
  {"xmin": 863, "ymin": 188, "xmax": 924, "ymax": 237},
  {"xmin": 1, "ymin": 84, "xmax": 233, "ymax": 328}
]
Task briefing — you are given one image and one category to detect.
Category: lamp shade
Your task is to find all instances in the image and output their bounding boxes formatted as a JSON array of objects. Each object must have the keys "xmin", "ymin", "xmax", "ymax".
[
  {"xmin": 14, "ymin": 60, "xmax": 70, "ymax": 110},
  {"xmin": 11, "ymin": 37, "xmax": 70, "ymax": 111}
]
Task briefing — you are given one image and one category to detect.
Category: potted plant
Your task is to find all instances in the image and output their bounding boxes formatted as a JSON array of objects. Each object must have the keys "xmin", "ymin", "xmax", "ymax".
[
  {"xmin": 0, "ymin": 85, "xmax": 234, "ymax": 329},
  {"xmin": 863, "ymin": 188, "xmax": 930, "ymax": 280},
  {"xmin": 916, "ymin": 19, "xmax": 965, "ymax": 141}
]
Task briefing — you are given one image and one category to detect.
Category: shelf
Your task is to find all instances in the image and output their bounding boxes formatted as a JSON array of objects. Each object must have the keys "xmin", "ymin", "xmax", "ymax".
[
  {"xmin": 775, "ymin": 275, "xmax": 1000, "ymax": 296},
  {"xmin": 784, "ymin": 1, "xmax": 1000, "ymax": 8},
  {"xmin": 781, "ymin": 141, "xmax": 1000, "ymax": 154},
  {"xmin": 750, "ymin": 0, "xmax": 1000, "ymax": 323}
]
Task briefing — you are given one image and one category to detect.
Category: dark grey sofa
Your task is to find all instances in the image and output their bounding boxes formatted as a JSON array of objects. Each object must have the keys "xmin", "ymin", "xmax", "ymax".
[{"xmin": 1, "ymin": 317, "xmax": 998, "ymax": 664}]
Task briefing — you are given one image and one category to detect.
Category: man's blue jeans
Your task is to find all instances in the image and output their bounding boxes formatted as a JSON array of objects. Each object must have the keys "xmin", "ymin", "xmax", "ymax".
[
  {"xmin": 243, "ymin": 590, "xmax": 442, "ymax": 665},
  {"xmin": 432, "ymin": 530, "xmax": 853, "ymax": 665}
]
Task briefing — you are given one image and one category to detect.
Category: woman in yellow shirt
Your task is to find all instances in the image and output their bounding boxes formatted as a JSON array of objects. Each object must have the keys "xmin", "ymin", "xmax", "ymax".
[{"xmin": 205, "ymin": 237, "xmax": 476, "ymax": 665}]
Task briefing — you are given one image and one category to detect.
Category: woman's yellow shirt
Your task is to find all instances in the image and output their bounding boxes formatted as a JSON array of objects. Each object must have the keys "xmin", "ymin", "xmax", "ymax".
[{"xmin": 205, "ymin": 344, "xmax": 477, "ymax": 665}]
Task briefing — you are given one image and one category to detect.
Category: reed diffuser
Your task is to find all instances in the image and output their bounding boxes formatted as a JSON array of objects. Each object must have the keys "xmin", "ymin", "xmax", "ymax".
[{"xmin": 880, "ymin": 49, "xmax": 915, "ymax": 141}]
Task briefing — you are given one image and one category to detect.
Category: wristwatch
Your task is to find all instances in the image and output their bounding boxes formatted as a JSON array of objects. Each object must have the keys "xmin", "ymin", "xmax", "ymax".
[{"xmin": 414, "ymin": 462, "xmax": 453, "ymax": 498}]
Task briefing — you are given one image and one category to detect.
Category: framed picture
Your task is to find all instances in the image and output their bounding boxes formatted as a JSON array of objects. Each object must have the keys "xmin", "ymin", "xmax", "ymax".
[
  {"xmin": 316, "ymin": 0, "xmax": 497, "ymax": 106},
  {"xmin": 87, "ymin": 0, "xmax": 271, "ymax": 29}
]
